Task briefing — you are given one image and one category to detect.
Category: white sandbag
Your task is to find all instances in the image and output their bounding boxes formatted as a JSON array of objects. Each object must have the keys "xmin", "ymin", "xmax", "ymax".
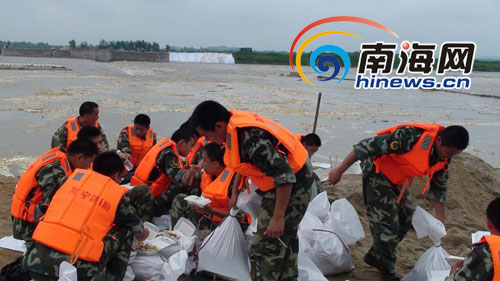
[
  {"xmin": 427, "ymin": 270, "xmax": 450, "ymax": 281},
  {"xmin": 305, "ymin": 192, "xmax": 330, "ymax": 223},
  {"xmin": 131, "ymin": 255, "xmax": 164, "ymax": 281},
  {"xmin": 412, "ymin": 206, "xmax": 446, "ymax": 246},
  {"xmin": 326, "ymin": 198, "xmax": 365, "ymax": 245},
  {"xmin": 309, "ymin": 229, "xmax": 352, "ymax": 275},
  {"xmin": 197, "ymin": 216, "xmax": 251, "ymax": 281},
  {"xmin": 298, "ymin": 250, "xmax": 328, "ymax": 281},
  {"xmin": 122, "ymin": 265, "xmax": 135, "ymax": 281},
  {"xmin": 402, "ymin": 246, "xmax": 450, "ymax": 281},
  {"xmin": 162, "ymin": 250, "xmax": 188, "ymax": 281},
  {"xmin": 58, "ymin": 262, "xmax": 77, "ymax": 281},
  {"xmin": 402, "ymin": 206, "xmax": 450, "ymax": 281},
  {"xmin": 236, "ymin": 181, "xmax": 262, "ymax": 221},
  {"xmin": 298, "ymin": 212, "xmax": 324, "ymax": 253}
]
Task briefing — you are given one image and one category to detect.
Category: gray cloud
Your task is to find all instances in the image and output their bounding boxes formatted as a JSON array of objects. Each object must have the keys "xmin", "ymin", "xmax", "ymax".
[{"xmin": 0, "ymin": 0, "xmax": 498, "ymax": 57}]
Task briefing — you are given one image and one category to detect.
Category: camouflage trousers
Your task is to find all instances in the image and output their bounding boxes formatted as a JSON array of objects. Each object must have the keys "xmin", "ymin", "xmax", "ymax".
[
  {"xmin": 153, "ymin": 185, "xmax": 201, "ymax": 217},
  {"xmin": 24, "ymin": 225, "xmax": 134, "ymax": 281},
  {"xmin": 250, "ymin": 186, "xmax": 310, "ymax": 281},
  {"xmin": 362, "ymin": 171, "xmax": 414, "ymax": 274},
  {"xmin": 12, "ymin": 217, "xmax": 36, "ymax": 241},
  {"xmin": 126, "ymin": 184, "xmax": 154, "ymax": 222}
]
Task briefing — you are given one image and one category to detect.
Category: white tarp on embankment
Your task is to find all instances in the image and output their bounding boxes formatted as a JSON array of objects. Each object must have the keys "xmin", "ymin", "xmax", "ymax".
[{"xmin": 169, "ymin": 52, "xmax": 235, "ymax": 64}]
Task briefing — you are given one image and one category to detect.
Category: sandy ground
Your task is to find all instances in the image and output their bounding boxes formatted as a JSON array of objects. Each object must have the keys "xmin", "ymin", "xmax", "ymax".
[{"xmin": 1, "ymin": 152, "xmax": 499, "ymax": 280}]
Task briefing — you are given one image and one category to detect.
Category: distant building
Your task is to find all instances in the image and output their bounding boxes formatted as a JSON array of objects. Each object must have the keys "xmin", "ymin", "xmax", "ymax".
[{"xmin": 239, "ymin": 47, "xmax": 252, "ymax": 52}]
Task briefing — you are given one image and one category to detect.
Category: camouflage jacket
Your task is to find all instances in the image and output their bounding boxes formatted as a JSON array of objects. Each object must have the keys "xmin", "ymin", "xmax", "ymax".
[
  {"xmin": 24, "ymin": 191, "xmax": 145, "ymax": 279},
  {"xmin": 51, "ymin": 117, "xmax": 109, "ymax": 150},
  {"xmin": 445, "ymin": 242, "xmax": 493, "ymax": 281},
  {"xmin": 116, "ymin": 126, "xmax": 157, "ymax": 154},
  {"xmin": 353, "ymin": 126, "xmax": 449, "ymax": 203},
  {"xmin": 12, "ymin": 160, "xmax": 68, "ymax": 240},
  {"xmin": 147, "ymin": 147, "xmax": 186, "ymax": 186},
  {"xmin": 238, "ymin": 127, "xmax": 315, "ymax": 194}
]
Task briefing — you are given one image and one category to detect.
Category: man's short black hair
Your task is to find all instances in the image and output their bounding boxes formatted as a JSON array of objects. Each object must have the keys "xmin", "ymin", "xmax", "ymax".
[
  {"xmin": 92, "ymin": 151, "xmax": 124, "ymax": 177},
  {"xmin": 189, "ymin": 100, "xmax": 230, "ymax": 131},
  {"xmin": 77, "ymin": 126, "xmax": 102, "ymax": 140},
  {"xmin": 79, "ymin": 101, "xmax": 99, "ymax": 116},
  {"xmin": 180, "ymin": 119, "xmax": 200, "ymax": 138},
  {"xmin": 134, "ymin": 114, "xmax": 151, "ymax": 128},
  {"xmin": 203, "ymin": 142, "xmax": 225, "ymax": 166},
  {"xmin": 171, "ymin": 128, "xmax": 195, "ymax": 143},
  {"xmin": 301, "ymin": 133, "xmax": 322, "ymax": 147},
  {"xmin": 487, "ymin": 197, "xmax": 500, "ymax": 232},
  {"xmin": 67, "ymin": 138, "xmax": 98, "ymax": 157},
  {"xmin": 438, "ymin": 125, "xmax": 469, "ymax": 150}
]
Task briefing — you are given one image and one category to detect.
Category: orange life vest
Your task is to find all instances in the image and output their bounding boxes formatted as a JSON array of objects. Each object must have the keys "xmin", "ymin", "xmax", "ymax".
[
  {"xmin": 200, "ymin": 169, "xmax": 243, "ymax": 222},
  {"xmin": 186, "ymin": 137, "xmax": 207, "ymax": 166},
  {"xmin": 11, "ymin": 148, "xmax": 72, "ymax": 223},
  {"xmin": 130, "ymin": 138, "xmax": 184, "ymax": 197},
  {"xmin": 32, "ymin": 169, "xmax": 128, "ymax": 263},
  {"xmin": 478, "ymin": 235, "xmax": 500, "ymax": 281},
  {"xmin": 124, "ymin": 125, "xmax": 155, "ymax": 166},
  {"xmin": 65, "ymin": 116, "xmax": 100, "ymax": 151},
  {"xmin": 373, "ymin": 123, "xmax": 448, "ymax": 202},
  {"xmin": 224, "ymin": 110, "xmax": 308, "ymax": 192}
]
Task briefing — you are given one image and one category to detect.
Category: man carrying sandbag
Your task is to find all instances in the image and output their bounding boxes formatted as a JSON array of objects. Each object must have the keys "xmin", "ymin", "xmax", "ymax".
[
  {"xmin": 189, "ymin": 100, "xmax": 315, "ymax": 281},
  {"xmin": 446, "ymin": 197, "xmax": 500, "ymax": 281},
  {"xmin": 328, "ymin": 123, "xmax": 469, "ymax": 281}
]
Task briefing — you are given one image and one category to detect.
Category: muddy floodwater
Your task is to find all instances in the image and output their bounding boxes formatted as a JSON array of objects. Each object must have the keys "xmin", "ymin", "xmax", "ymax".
[{"xmin": 1, "ymin": 55, "xmax": 499, "ymax": 176}]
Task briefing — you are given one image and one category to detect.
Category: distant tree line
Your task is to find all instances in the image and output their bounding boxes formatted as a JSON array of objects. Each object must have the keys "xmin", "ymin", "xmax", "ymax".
[{"xmin": 0, "ymin": 40, "xmax": 58, "ymax": 49}]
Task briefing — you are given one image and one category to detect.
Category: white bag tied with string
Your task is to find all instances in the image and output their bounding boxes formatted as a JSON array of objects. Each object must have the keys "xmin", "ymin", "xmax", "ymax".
[
  {"xmin": 402, "ymin": 206, "xmax": 451, "ymax": 281},
  {"xmin": 58, "ymin": 261, "xmax": 77, "ymax": 281},
  {"xmin": 197, "ymin": 209, "xmax": 251, "ymax": 281},
  {"xmin": 298, "ymin": 195, "xmax": 364, "ymax": 276}
]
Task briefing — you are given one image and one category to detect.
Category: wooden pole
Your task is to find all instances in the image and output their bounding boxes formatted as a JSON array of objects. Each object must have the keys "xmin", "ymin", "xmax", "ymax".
[{"xmin": 313, "ymin": 92, "xmax": 322, "ymax": 133}]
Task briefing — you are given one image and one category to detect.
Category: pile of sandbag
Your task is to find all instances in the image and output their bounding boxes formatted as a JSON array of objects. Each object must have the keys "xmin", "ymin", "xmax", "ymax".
[
  {"xmin": 402, "ymin": 206, "xmax": 451, "ymax": 281},
  {"xmin": 298, "ymin": 192, "xmax": 365, "ymax": 276}
]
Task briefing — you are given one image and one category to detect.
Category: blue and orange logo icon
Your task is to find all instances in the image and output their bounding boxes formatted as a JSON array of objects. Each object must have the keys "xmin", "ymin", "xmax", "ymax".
[{"xmin": 289, "ymin": 16, "xmax": 399, "ymax": 86}]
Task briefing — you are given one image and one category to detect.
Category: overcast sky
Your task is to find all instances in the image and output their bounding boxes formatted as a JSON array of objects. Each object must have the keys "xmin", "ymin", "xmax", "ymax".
[{"xmin": 0, "ymin": 0, "xmax": 498, "ymax": 58}]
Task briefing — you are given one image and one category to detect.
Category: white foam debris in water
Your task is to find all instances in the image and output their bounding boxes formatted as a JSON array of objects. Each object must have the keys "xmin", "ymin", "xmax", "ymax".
[{"xmin": 0, "ymin": 156, "xmax": 37, "ymax": 178}]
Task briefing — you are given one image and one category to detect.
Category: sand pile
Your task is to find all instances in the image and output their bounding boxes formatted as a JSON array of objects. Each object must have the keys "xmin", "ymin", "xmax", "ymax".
[{"xmin": 0, "ymin": 152, "xmax": 499, "ymax": 280}]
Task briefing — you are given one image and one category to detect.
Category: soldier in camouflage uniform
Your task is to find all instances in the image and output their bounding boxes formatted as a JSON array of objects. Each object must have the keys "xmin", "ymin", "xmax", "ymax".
[
  {"xmin": 24, "ymin": 152, "xmax": 149, "ymax": 281},
  {"xmin": 445, "ymin": 197, "xmax": 500, "ymax": 281},
  {"xmin": 189, "ymin": 101, "xmax": 316, "ymax": 281},
  {"xmin": 148, "ymin": 128, "xmax": 198, "ymax": 217},
  {"xmin": 12, "ymin": 139, "xmax": 98, "ymax": 241},
  {"xmin": 328, "ymin": 124, "xmax": 469, "ymax": 281},
  {"xmin": 51, "ymin": 101, "xmax": 109, "ymax": 151},
  {"xmin": 116, "ymin": 114, "xmax": 157, "ymax": 162},
  {"xmin": 170, "ymin": 142, "xmax": 247, "ymax": 234}
]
